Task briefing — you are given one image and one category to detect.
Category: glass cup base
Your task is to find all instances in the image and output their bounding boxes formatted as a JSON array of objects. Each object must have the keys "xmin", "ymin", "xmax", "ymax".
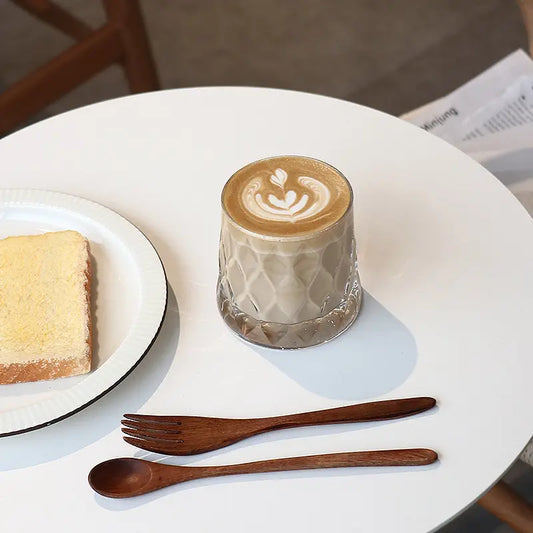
[{"xmin": 217, "ymin": 275, "xmax": 362, "ymax": 350}]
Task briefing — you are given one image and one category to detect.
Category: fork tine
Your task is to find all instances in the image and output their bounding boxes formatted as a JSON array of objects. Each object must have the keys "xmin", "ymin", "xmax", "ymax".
[
  {"xmin": 121, "ymin": 427, "xmax": 183, "ymax": 440},
  {"xmin": 123, "ymin": 414, "xmax": 182, "ymax": 425},
  {"xmin": 123, "ymin": 436, "xmax": 187, "ymax": 454},
  {"xmin": 121, "ymin": 419, "xmax": 183, "ymax": 432}
]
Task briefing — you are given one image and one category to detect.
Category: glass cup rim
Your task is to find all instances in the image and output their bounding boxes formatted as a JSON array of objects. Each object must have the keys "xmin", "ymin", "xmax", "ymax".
[{"xmin": 220, "ymin": 154, "xmax": 354, "ymax": 241}]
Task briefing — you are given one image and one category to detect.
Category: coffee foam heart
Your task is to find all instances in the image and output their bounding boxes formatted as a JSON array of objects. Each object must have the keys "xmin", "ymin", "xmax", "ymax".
[{"xmin": 222, "ymin": 156, "xmax": 352, "ymax": 238}]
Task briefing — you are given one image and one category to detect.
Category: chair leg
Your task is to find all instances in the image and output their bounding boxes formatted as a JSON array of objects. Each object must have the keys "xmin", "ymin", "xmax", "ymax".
[
  {"xmin": 478, "ymin": 480, "xmax": 533, "ymax": 533},
  {"xmin": 518, "ymin": 0, "xmax": 533, "ymax": 56},
  {"xmin": 103, "ymin": 0, "xmax": 160, "ymax": 92}
]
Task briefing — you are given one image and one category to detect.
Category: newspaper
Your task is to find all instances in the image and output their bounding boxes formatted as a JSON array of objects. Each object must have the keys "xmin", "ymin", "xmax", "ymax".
[{"xmin": 402, "ymin": 49, "xmax": 533, "ymax": 214}]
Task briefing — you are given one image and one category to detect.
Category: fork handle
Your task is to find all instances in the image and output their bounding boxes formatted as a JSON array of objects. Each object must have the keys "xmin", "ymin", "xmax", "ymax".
[
  {"xmin": 192, "ymin": 449, "xmax": 438, "ymax": 480},
  {"xmin": 255, "ymin": 397, "xmax": 436, "ymax": 432}
]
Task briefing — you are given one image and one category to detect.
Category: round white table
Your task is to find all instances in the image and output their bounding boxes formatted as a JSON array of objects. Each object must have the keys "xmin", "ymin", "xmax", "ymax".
[{"xmin": 1, "ymin": 87, "xmax": 532, "ymax": 532}]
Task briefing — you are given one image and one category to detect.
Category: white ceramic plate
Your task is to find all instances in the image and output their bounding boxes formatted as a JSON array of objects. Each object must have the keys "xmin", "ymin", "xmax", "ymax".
[{"xmin": 0, "ymin": 189, "xmax": 167, "ymax": 436}]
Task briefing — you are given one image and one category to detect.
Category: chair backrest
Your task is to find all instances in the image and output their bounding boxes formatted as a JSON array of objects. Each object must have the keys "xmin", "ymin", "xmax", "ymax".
[{"xmin": 0, "ymin": 0, "xmax": 159, "ymax": 137}]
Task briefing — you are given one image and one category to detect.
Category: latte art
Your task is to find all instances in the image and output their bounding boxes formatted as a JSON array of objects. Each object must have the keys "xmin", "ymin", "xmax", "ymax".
[
  {"xmin": 243, "ymin": 168, "xmax": 331, "ymax": 223},
  {"xmin": 223, "ymin": 156, "xmax": 352, "ymax": 237}
]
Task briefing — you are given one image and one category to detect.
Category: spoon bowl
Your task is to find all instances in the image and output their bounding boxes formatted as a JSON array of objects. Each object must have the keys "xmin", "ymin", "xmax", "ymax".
[{"xmin": 89, "ymin": 458, "xmax": 154, "ymax": 497}]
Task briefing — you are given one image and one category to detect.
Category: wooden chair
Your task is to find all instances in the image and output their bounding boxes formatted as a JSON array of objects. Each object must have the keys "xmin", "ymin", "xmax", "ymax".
[
  {"xmin": 519, "ymin": 0, "xmax": 533, "ymax": 55},
  {"xmin": 479, "ymin": 479, "xmax": 533, "ymax": 532},
  {"xmin": 0, "ymin": 0, "xmax": 159, "ymax": 136}
]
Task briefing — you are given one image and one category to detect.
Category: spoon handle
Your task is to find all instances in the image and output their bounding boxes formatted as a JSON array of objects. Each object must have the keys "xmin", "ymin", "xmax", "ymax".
[{"xmin": 188, "ymin": 448, "xmax": 438, "ymax": 481}]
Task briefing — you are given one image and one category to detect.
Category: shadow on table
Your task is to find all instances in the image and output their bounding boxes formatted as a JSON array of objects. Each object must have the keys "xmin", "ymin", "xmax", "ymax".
[
  {"xmin": 251, "ymin": 291, "xmax": 418, "ymax": 401},
  {"xmin": 92, "ymin": 291, "xmax": 424, "ymax": 511},
  {"xmin": 0, "ymin": 285, "xmax": 180, "ymax": 472},
  {"xmin": 482, "ymin": 147, "xmax": 533, "ymax": 188},
  {"xmin": 482, "ymin": 147, "xmax": 533, "ymax": 215}
]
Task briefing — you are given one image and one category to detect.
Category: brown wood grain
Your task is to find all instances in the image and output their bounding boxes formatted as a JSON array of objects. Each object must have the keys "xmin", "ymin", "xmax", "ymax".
[
  {"xmin": 122, "ymin": 397, "xmax": 437, "ymax": 455},
  {"xmin": 1, "ymin": 0, "xmax": 159, "ymax": 136},
  {"xmin": 103, "ymin": 0, "xmax": 160, "ymax": 93},
  {"xmin": 479, "ymin": 480, "xmax": 533, "ymax": 533},
  {"xmin": 0, "ymin": 25, "xmax": 122, "ymax": 134},
  {"xmin": 518, "ymin": 0, "xmax": 533, "ymax": 56},
  {"xmin": 89, "ymin": 449, "xmax": 438, "ymax": 498}
]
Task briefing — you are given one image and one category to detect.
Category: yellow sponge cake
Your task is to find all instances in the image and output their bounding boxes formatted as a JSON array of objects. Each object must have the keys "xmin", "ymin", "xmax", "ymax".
[{"xmin": 0, "ymin": 230, "xmax": 92, "ymax": 384}]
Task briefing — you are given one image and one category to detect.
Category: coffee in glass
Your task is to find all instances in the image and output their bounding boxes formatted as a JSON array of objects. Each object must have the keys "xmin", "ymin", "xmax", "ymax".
[{"xmin": 217, "ymin": 155, "xmax": 362, "ymax": 348}]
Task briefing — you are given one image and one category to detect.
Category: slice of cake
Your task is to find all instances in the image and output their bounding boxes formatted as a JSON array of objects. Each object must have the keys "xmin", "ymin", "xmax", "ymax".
[{"xmin": 0, "ymin": 230, "xmax": 92, "ymax": 384}]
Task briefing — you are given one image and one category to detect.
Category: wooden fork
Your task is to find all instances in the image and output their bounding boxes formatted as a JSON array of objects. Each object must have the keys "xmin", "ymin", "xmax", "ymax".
[{"xmin": 122, "ymin": 397, "xmax": 436, "ymax": 455}]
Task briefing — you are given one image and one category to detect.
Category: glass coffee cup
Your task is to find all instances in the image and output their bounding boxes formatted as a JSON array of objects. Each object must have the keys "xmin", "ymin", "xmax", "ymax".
[{"xmin": 217, "ymin": 155, "xmax": 362, "ymax": 349}]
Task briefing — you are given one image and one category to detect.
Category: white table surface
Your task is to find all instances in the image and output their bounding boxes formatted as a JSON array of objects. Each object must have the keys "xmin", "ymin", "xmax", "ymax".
[{"xmin": 1, "ymin": 87, "xmax": 532, "ymax": 533}]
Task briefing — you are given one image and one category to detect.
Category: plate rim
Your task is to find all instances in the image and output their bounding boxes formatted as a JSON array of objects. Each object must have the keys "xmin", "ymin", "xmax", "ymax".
[{"xmin": 0, "ymin": 188, "xmax": 168, "ymax": 437}]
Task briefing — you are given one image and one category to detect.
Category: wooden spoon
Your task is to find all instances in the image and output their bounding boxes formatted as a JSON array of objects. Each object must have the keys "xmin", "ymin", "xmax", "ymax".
[{"xmin": 88, "ymin": 449, "xmax": 438, "ymax": 498}]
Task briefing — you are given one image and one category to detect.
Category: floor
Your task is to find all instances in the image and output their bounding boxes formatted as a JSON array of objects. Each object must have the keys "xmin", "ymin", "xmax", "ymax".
[
  {"xmin": 0, "ymin": 1, "xmax": 531, "ymax": 530},
  {"xmin": 0, "ymin": 0, "xmax": 529, "ymax": 120}
]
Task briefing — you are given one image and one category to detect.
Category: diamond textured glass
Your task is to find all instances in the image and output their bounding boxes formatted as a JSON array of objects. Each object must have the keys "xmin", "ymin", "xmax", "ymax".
[{"xmin": 217, "ymin": 156, "xmax": 362, "ymax": 349}]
